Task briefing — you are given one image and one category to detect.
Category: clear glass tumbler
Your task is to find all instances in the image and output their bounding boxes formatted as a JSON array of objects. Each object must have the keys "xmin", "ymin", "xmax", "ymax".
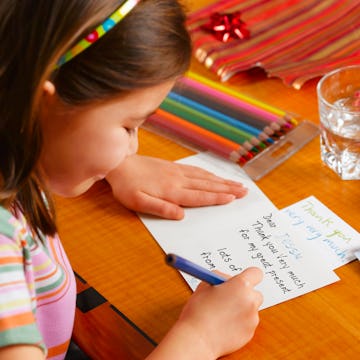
[{"xmin": 317, "ymin": 65, "xmax": 360, "ymax": 180}]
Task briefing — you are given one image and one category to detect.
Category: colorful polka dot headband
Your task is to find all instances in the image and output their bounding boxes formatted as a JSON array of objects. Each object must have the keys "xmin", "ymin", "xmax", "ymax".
[{"xmin": 55, "ymin": 0, "xmax": 141, "ymax": 68}]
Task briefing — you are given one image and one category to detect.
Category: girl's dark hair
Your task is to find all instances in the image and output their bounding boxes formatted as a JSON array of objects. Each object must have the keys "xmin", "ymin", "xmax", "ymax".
[{"xmin": 0, "ymin": 0, "xmax": 191, "ymax": 237}]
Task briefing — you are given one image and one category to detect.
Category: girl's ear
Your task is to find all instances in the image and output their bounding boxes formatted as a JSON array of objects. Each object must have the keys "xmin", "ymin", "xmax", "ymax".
[{"xmin": 43, "ymin": 81, "xmax": 56, "ymax": 96}]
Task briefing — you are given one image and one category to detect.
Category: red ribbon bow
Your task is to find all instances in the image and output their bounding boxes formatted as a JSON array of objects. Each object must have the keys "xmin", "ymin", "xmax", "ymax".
[{"xmin": 202, "ymin": 11, "xmax": 250, "ymax": 42}]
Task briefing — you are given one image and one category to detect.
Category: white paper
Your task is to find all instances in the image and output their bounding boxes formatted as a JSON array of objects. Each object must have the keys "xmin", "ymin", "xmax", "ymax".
[
  {"xmin": 281, "ymin": 196, "xmax": 360, "ymax": 269},
  {"xmin": 140, "ymin": 153, "xmax": 339, "ymax": 309}
]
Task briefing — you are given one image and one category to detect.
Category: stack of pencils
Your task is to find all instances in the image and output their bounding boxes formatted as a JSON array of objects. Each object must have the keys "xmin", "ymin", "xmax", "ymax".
[{"xmin": 148, "ymin": 71, "xmax": 298, "ymax": 166}]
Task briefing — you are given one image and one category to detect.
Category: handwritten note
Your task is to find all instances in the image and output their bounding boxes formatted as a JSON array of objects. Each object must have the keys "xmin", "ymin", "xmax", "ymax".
[
  {"xmin": 140, "ymin": 153, "xmax": 339, "ymax": 310},
  {"xmin": 281, "ymin": 196, "xmax": 360, "ymax": 269}
]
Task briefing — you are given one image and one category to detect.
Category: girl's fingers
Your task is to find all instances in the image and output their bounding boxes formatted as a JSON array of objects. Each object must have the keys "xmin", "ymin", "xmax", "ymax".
[
  {"xmin": 236, "ymin": 267, "xmax": 264, "ymax": 287},
  {"xmin": 163, "ymin": 189, "xmax": 242, "ymax": 208},
  {"xmin": 180, "ymin": 165, "xmax": 245, "ymax": 186},
  {"xmin": 130, "ymin": 192, "xmax": 185, "ymax": 219}
]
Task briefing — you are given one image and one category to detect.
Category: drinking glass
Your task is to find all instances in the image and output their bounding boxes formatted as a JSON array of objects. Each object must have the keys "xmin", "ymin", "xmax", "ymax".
[{"xmin": 317, "ymin": 65, "xmax": 360, "ymax": 180}]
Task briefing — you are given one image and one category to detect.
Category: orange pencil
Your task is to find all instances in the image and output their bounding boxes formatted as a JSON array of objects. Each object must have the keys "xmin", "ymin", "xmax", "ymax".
[{"xmin": 148, "ymin": 109, "xmax": 254, "ymax": 164}]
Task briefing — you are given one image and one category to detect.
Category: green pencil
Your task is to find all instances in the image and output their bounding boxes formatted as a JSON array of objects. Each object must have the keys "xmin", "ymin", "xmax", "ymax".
[{"xmin": 160, "ymin": 97, "xmax": 263, "ymax": 147}]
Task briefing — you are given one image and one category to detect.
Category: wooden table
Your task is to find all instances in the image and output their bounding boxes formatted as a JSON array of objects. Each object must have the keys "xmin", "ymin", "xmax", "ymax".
[{"xmin": 55, "ymin": 1, "xmax": 360, "ymax": 358}]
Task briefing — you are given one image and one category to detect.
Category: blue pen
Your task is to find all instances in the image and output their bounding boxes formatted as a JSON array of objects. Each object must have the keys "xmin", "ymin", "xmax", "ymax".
[{"xmin": 165, "ymin": 253, "xmax": 226, "ymax": 285}]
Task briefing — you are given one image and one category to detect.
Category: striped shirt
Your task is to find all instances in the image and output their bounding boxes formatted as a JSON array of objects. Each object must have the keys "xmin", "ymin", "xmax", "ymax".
[{"xmin": 0, "ymin": 206, "xmax": 76, "ymax": 359}]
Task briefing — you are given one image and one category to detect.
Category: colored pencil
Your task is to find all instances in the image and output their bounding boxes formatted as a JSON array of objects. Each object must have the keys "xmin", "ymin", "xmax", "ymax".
[
  {"xmin": 167, "ymin": 91, "xmax": 275, "ymax": 143},
  {"xmin": 185, "ymin": 72, "xmax": 298, "ymax": 126},
  {"xmin": 173, "ymin": 81, "xmax": 287, "ymax": 134},
  {"xmin": 178, "ymin": 77, "xmax": 292, "ymax": 132},
  {"xmin": 180, "ymin": 75, "xmax": 293, "ymax": 129},
  {"xmin": 148, "ymin": 109, "xmax": 252, "ymax": 163},
  {"xmin": 170, "ymin": 86, "xmax": 286, "ymax": 141},
  {"xmin": 160, "ymin": 97, "xmax": 270, "ymax": 148},
  {"xmin": 165, "ymin": 253, "xmax": 226, "ymax": 285}
]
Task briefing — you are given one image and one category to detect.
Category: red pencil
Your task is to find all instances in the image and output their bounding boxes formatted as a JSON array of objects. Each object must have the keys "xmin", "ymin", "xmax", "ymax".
[{"xmin": 148, "ymin": 109, "xmax": 254, "ymax": 164}]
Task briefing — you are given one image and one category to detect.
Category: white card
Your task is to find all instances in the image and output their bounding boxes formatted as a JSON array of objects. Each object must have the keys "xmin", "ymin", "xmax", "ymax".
[
  {"xmin": 281, "ymin": 195, "xmax": 360, "ymax": 269},
  {"xmin": 140, "ymin": 153, "xmax": 339, "ymax": 309}
]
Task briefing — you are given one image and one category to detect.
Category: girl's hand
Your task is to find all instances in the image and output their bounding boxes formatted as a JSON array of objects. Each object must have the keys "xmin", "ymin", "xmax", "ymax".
[
  {"xmin": 147, "ymin": 267, "xmax": 263, "ymax": 360},
  {"xmin": 106, "ymin": 154, "xmax": 248, "ymax": 219}
]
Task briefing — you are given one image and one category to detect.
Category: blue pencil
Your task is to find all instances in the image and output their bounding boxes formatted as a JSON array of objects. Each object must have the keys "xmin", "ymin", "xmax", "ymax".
[
  {"xmin": 171, "ymin": 87, "xmax": 284, "ymax": 141},
  {"xmin": 167, "ymin": 91, "xmax": 270, "ymax": 139},
  {"xmin": 165, "ymin": 253, "xmax": 226, "ymax": 285},
  {"xmin": 172, "ymin": 83, "xmax": 268, "ymax": 130}
]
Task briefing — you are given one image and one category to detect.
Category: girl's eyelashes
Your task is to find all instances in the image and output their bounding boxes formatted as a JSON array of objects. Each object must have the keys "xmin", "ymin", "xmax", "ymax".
[
  {"xmin": 124, "ymin": 127, "xmax": 136, "ymax": 135},
  {"xmin": 123, "ymin": 116, "xmax": 147, "ymax": 134}
]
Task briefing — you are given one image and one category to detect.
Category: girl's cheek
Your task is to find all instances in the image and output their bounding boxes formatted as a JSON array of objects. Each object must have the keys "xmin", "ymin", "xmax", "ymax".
[
  {"xmin": 94, "ymin": 129, "xmax": 138, "ymax": 173},
  {"xmin": 105, "ymin": 136, "xmax": 136, "ymax": 170}
]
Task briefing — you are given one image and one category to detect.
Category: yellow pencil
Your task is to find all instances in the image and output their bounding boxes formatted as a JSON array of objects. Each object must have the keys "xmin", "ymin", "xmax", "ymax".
[{"xmin": 186, "ymin": 71, "xmax": 298, "ymax": 126}]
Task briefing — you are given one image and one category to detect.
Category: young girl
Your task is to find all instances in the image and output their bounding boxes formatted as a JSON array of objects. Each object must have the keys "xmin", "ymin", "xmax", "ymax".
[{"xmin": 0, "ymin": 1, "xmax": 263, "ymax": 359}]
